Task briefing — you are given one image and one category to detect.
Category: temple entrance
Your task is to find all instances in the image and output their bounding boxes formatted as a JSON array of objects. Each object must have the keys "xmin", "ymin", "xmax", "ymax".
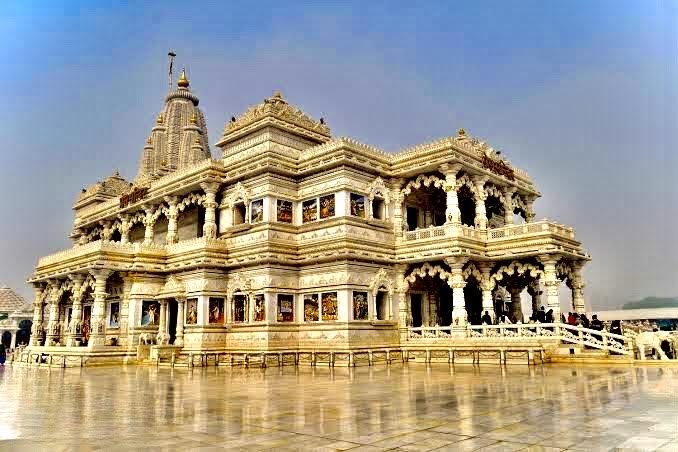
[
  {"xmin": 410, "ymin": 294, "xmax": 422, "ymax": 327},
  {"xmin": 1, "ymin": 331, "xmax": 11, "ymax": 348},
  {"xmin": 464, "ymin": 279, "xmax": 482, "ymax": 325},
  {"xmin": 168, "ymin": 299, "xmax": 178, "ymax": 345}
]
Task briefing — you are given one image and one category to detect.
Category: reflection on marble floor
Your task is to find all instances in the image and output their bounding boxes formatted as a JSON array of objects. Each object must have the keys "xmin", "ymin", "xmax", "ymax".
[{"xmin": 0, "ymin": 364, "xmax": 677, "ymax": 451}]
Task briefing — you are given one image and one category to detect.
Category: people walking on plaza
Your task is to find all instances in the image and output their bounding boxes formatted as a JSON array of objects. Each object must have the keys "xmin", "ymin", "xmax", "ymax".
[
  {"xmin": 610, "ymin": 320, "xmax": 623, "ymax": 336},
  {"xmin": 545, "ymin": 309, "xmax": 554, "ymax": 323},
  {"xmin": 580, "ymin": 314, "xmax": 590, "ymax": 329},
  {"xmin": 0, "ymin": 342, "xmax": 6, "ymax": 366},
  {"xmin": 537, "ymin": 306, "xmax": 546, "ymax": 323},
  {"xmin": 591, "ymin": 314, "xmax": 603, "ymax": 331},
  {"xmin": 481, "ymin": 311, "xmax": 493, "ymax": 325},
  {"xmin": 567, "ymin": 312, "xmax": 576, "ymax": 325}
]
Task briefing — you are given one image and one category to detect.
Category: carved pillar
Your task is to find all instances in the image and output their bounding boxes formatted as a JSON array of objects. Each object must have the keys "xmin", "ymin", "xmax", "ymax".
[
  {"xmin": 29, "ymin": 284, "xmax": 45, "ymax": 346},
  {"xmin": 441, "ymin": 164, "xmax": 461, "ymax": 225},
  {"xmin": 77, "ymin": 228, "xmax": 88, "ymax": 246},
  {"xmin": 45, "ymin": 282, "xmax": 61, "ymax": 346},
  {"xmin": 157, "ymin": 300, "xmax": 167, "ymax": 342},
  {"xmin": 478, "ymin": 262, "xmax": 495, "ymax": 323},
  {"xmin": 201, "ymin": 182, "xmax": 220, "ymax": 239},
  {"xmin": 142, "ymin": 206, "xmax": 155, "ymax": 245},
  {"xmin": 165, "ymin": 196, "xmax": 179, "ymax": 244},
  {"xmin": 525, "ymin": 196, "xmax": 536, "ymax": 223},
  {"xmin": 119, "ymin": 273, "xmax": 132, "ymax": 346},
  {"xmin": 539, "ymin": 255, "xmax": 561, "ymax": 322},
  {"xmin": 394, "ymin": 264, "xmax": 409, "ymax": 340},
  {"xmin": 503, "ymin": 188, "xmax": 515, "ymax": 226},
  {"xmin": 100, "ymin": 220, "xmax": 112, "ymax": 241},
  {"xmin": 66, "ymin": 274, "xmax": 85, "ymax": 346},
  {"xmin": 120, "ymin": 215, "xmax": 131, "ymax": 244},
  {"xmin": 446, "ymin": 257, "xmax": 469, "ymax": 327},
  {"xmin": 390, "ymin": 179, "xmax": 405, "ymax": 240},
  {"xmin": 428, "ymin": 291, "xmax": 439, "ymax": 326},
  {"xmin": 175, "ymin": 297, "xmax": 185, "ymax": 346},
  {"xmin": 571, "ymin": 262, "xmax": 586, "ymax": 314},
  {"xmin": 88, "ymin": 269, "xmax": 112, "ymax": 347},
  {"xmin": 473, "ymin": 176, "xmax": 488, "ymax": 229},
  {"xmin": 527, "ymin": 281, "xmax": 541, "ymax": 316},
  {"xmin": 225, "ymin": 296, "xmax": 233, "ymax": 324},
  {"xmin": 509, "ymin": 287, "xmax": 523, "ymax": 323}
]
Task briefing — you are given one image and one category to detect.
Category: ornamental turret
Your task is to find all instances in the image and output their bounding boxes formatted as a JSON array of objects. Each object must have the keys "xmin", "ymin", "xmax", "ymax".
[{"xmin": 135, "ymin": 68, "xmax": 211, "ymax": 185}]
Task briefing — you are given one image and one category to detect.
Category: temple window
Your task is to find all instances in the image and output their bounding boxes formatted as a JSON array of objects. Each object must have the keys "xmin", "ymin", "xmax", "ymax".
[
  {"xmin": 253, "ymin": 294, "xmax": 266, "ymax": 321},
  {"xmin": 303, "ymin": 294, "xmax": 319, "ymax": 321},
  {"xmin": 233, "ymin": 202, "xmax": 247, "ymax": 225},
  {"xmin": 406, "ymin": 206, "xmax": 419, "ymax": 230},
  {"xmin": 111, "ymin": 229, "xmax": 121, "ymax": 242},
  {"xmin": 129, "ymin": 223, "xmax": 145, "ymax": 243},
  {"xmin": 352, "ymin": 291, "xmax": 368, "ymax": 320},
  {"xmin": 350, "ymin": 193, "xmax": 366, "ymax": 218},
  {"xmin": 375, "ymin": 291, "xmax": 388, "ymax": 320},
  {"xmin": 372, "ymin": 198, "xmax": 385, "ymax": 220},
  {"xmin": 277, "ymin": 294, "xmax": 294, "ymax": 322},
  {"xmin": 302, "ymin": 193, "xmax": 336, "ymax": 223},
  {"xmin": 233, "ymin": 294, "xmax": 247, "ymax": 322},
  {"xmin": 250, "ymin": 199, "xmax": 264, "ymax": 223},
  {"xmin": 321, "ymin": 292, "xmax": 338, "ymax": 320},
  {"xmin": 276, "ymin": 199, "xmax": 293, "ymax": 223}
]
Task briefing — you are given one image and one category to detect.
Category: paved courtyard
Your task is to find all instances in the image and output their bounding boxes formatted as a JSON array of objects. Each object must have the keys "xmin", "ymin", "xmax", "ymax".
[{"xmin": 0, "ymin": 363, "xmax": 676, "ymax": 451}]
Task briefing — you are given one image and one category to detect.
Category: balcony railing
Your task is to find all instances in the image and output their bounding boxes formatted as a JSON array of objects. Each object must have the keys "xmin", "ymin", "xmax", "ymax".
[
  {"xmin": 488, "ymin": 220, "xmax": 575, "ymax": 240},
  {"xmin": 407, "ymin": 323, "xmax": 632, "ymax": 355},
  {"xmin": 404, "ymin": 225, "xmax": 447, "ymax": 241}
]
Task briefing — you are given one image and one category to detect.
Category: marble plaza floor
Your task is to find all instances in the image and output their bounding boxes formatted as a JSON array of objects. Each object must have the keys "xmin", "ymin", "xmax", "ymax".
[{"xmin": 0, "ymin": 363, "xmax": 677, "ymax": 452}]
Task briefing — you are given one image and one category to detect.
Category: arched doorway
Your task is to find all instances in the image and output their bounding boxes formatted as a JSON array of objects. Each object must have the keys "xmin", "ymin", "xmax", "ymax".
[
  {"xmin": 1, "ymin": 331, "xmax": 11, "ymax": 348},
  {"xmin": 16, "ymin": 320, "xmax": 32, "ymax": 346}
]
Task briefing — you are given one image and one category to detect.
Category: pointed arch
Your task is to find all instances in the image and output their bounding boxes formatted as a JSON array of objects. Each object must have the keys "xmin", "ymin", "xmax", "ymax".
[
  {"xmin": 367, "ymin": 177, "xmax": 391, "ymax": 204},
  {"xmin": 462, "ymin": 262, "xmax": 483, "ymax": 283},
  {"xmin": 226, "ymin": 272, "xmax": 253, "ymax": 299},
  {"xmin": 401, "ymin": 174, "xmax": 446, "ymax": 197},
  {"xmin": 404, "ymin": 262, "xmax": 451, "ymax": 289},
  {"xmin": 490, "ymin": 260, "xmax": 544, "ymax": 288},
  {"xmin": 177, "ymin": 192, "xmax": 206, "ymax": 212},
  {"xmin": 454, "ymin": 174, "xmax": 481, "ymax": 199},
  {"xmin": 369, "ymin": 268, "xmax": 394, "ymax": 296}
]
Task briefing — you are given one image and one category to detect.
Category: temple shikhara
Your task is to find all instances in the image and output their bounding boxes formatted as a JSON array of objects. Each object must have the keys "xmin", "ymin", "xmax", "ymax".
[{"xmin": 23, "ymin": 68, "xmax": 628, "ymax": 368}]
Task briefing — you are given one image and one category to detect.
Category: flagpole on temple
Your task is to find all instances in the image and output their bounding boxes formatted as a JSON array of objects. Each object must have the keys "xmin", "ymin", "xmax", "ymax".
[{"xmin": 168, "ymin": 50, "xmax": 176, "ymax": 92}]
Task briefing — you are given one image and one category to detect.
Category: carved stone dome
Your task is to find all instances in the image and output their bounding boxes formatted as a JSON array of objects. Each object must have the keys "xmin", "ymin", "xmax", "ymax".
[{"xmin": 135, "ymin": 69, "xmax": 211, "ymax": 184}]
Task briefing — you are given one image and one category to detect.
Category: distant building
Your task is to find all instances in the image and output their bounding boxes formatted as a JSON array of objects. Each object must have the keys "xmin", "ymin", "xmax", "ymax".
[
  {"xmin": 0, "ymin": 285, "xmax": 33, "ymax": 349},
  {"xmin": 594, "ymin": 308, "xmax": 678, "ymax": 331}
]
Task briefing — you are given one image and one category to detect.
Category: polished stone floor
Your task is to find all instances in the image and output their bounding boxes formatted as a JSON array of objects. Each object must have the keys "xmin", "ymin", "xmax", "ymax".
[{"xmin": 0, "ymin": 363, "xmax": 677, "ymax": 451}]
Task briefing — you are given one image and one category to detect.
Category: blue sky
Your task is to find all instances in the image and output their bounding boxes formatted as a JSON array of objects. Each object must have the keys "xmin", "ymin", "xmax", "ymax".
[{"xmin": 0, "ymin": 1, "xmax": 676, "ymax": 308}]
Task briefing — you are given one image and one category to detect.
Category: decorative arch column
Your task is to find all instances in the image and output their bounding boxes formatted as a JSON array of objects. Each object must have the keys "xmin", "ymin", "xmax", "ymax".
[
  {"xmin": 89, "ymin": 269, "xmax": 112, "ymax": 347},
  {"xmin": 571, "ymin": 262, "xmax": 586, "ymax": 314},
  {"xmin": 390, "ymin": 179, "xmax": 406, "ymax": 240},
  {"xmin": 119, "ymin": 214, "xmax": 131, "ymax": 244},
  {"xmin": 29, "ymin": 284, "xmax": 46, "ymax": 346},
  {"xmin": 473, "ymin": 176, "xmax": 488, "ymax": 229},
  {"xmin": 394, "ymin": 264, "xmax": 409, "ymax": 340},
  {"xmin": 502, "ymin": 188, "xmax": 516, "ymax": 226},
  {"xmin": 446, "ymin": 257, "xmax": 469, "ymax": 327},
  {"xmin": 539, "ymin": 255, "xmax": 561, "ymax": 322},
  {"xmin": 201, "ymin": 181, "xmax": 220, "ymax": 238},
  {"xmin": 142, "ymin": 205, "xmax": 156, "ymax": 245},
  {"xmin": 440, "ymin": 164, "xmax": 462, "ymax": 225},
  {"xmin": 164, "ymin": 196, "xmax": 179, "ymax": 244},
  {"xmin": 477, "ymin": 262, "xmax": 495, "ymax": 323},
  {"xmin": 45, "ymin": 281, "xmax": 62, "ymax": 346},
  {"xmin": 66, "ymin": 274, "xmax": 86, "ymax": 346}
]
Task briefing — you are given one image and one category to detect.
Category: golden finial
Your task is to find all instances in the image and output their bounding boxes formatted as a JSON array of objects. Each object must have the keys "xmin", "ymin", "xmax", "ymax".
[
  {"xmin": 457, "ymin": 128, "xmax": 466, "ymax": 137},
  {"xmin": 156, "ymin": 114, "xmax": 164, "ymax": 125},
  {"xmin": 273, "ymin": 90, "xmax": 283, "ymax": 99},
  {"xmin": 177, "ymin": 68, "xmax": 189, "ymax": 88},
  {"xmin": 190, "ymin": 111, "xmax": 198, "ymax": 124}
]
